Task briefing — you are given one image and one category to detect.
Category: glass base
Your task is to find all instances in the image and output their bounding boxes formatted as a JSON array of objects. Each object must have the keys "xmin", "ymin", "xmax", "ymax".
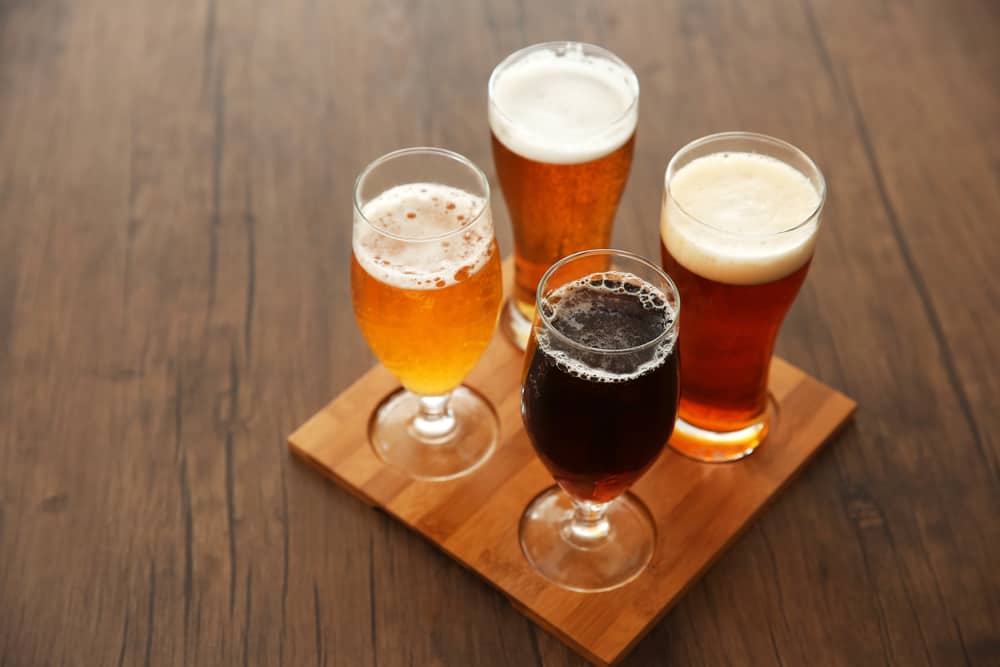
[
  {"xmin": 519, "ymin": 486, "xmax": 655, "ymax": 592},
  {"xmin": 668, "ymin": 395, "xmax": 779, "ymax": 462},
  {"xmin": 500, "ymin": 297, "xmax": 532, "ymax": 351},
  {"xmin": 368, "ymin": 386, "xmax": 499, "ymax": 481}
]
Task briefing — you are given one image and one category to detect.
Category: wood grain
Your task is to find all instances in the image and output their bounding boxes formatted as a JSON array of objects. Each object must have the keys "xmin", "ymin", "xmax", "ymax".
[
  {"xmin": 288, "ymin": 260, "xmax": 856, "ymax": 665},
  {"xmin": 1, "ymin": 0, "xmax": 998, "ymax": 665}
]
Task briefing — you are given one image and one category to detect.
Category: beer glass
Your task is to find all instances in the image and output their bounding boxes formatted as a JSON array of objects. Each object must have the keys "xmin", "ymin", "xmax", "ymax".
[
  {"xmin": 660, "ymin": 132, "xmax": 826, "ymax": 462},
  {"xmin": 520, "ymin": 250, "xmax": 680, "ymax": 591},
  {"xmin": 351, "ymin": 148, "xmax": 503, "ymax": 480},
  {"xmin": 489, "ymin": 42, "xmax": 639, "ymax": 349}
]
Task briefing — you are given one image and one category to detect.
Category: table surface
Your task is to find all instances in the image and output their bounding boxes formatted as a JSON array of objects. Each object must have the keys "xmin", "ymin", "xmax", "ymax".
[{"xmin": 1, "ymin": 1, "xmax": 998, "ymax": 665}]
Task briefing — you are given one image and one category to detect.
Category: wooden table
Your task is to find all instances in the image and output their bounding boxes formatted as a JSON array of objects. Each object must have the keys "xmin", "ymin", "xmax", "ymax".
[{"xmin": 1, "ymin": 1, "xmax": 997, "ymax": 665}]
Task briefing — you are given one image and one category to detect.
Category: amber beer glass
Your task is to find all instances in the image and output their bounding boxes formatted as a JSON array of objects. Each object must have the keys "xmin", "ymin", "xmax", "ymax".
[
  {"xmin": 660, "ymin": 132, "xmax": 826, "ymax": 461},
  {"xmin": 520, "ymin": 250, "xmax": 680, "ymax": 591},
  {"xmin": 351, "ymin": 148, "xmax": 503, "ymax": 480},
  {"xmin": 489, "ymin": 42, "xmax": 639, "ymax": 348}
]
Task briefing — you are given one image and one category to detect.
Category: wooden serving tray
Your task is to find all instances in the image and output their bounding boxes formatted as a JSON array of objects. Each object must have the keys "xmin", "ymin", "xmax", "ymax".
[{"xmin": 289, "ymin": 261, "xmax": 856, "ymax": 666}]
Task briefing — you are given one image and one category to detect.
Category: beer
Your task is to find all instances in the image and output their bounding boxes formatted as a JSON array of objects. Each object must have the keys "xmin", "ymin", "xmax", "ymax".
[
  {"xmin": 489, "ymin": 42, "xmax": 639, "ymax": 347},
  {"xmin": 517, "ymin": 250, "xmax": 680, "ymax": 592},
  {"xmin": 659, "ymin": 253, "xmax": 811, "ymax": 430},
  {"xmin": 660, "ymin": 138, "xmax": 824, "ymax": 460},
  {"xmin": 352, "ymin": 182, "xmax": 502, "ymax": 396},
  {"xmin": 351, "ymin": 148, "xmax": 502, "ymax": 481},
  {"xmin": 522, "ymin": 274, "xmax": 679, "ymax": 503}
]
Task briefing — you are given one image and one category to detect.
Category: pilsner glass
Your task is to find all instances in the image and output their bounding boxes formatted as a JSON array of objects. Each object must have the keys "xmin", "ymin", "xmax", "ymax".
[
  {"xmin": 520, "ymin": 250, "xmax": 679, "ymax": 592},
  {"xmin": 660, "ymin": 132, "xmax": 826, "ymax": 462},
  {"xmin": 351, "ymin": 148, "xmax": 503, "ymax": 480},
  {"xmin": 489, "ymin": 41, "xmax": 639, "ymax": 349}
]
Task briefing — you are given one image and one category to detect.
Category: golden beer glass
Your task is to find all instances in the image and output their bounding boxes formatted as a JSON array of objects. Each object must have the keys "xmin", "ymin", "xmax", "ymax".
[
  {"xmin": 489, "ymin": 42, "xmax": 639, "ymax": 349},
  {"xmin": 351, "ymin": 148, "xmax": 503, "ymax": 480}
]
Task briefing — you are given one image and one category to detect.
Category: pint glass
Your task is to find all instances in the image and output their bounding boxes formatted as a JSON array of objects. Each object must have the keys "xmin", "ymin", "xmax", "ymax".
[
  {"xmin": 660, "ymin": 132, "xmax": 826, "ymax": 461},
  {"xmin": 489, "ymin": 42, "xmax": 639, "ymax": 348}
]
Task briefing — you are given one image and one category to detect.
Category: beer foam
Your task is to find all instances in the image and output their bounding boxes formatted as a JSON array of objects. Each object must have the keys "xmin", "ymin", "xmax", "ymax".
[
  {"xmin": 537, "ymin": 273, "xmax": 677, "ymax": 383},
  {"xmin": 661, "ymin": 152, "xmax": 822, "ymax": 285},
  {"xmin": 353, "ymin": 183, "xmax": 495, "ymax": 290},
  {"xmin": 489, "ymin": 45, "xmax": 638, "ymax": 165}
]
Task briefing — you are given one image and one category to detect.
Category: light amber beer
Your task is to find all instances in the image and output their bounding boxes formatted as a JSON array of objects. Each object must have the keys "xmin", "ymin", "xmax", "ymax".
[
  {"xmin": 660, "ymin": 134, "xmax": 825, "ymax": 461},
  {"xmin": 351, "ymin": 182, "xmax": 502, "ymax": 396},
  {"xmin": 489, "ymin": 42, "xmax": 639, "ymax": 348}
]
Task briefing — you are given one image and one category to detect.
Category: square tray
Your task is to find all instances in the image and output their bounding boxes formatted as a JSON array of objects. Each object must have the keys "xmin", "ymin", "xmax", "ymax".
[{"xmin": 289, "ymin": 263, "xmax": 855, "ymax": 665}]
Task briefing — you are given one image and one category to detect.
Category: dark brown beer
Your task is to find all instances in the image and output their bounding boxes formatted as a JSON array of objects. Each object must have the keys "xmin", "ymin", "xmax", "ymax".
[
  {"xmin": 661, "ymin": 241, "xmax": 810, "ymax": 430},
  {"xmin": 521, "ymin": 275, "xmax": 679, "ymax": 503}
]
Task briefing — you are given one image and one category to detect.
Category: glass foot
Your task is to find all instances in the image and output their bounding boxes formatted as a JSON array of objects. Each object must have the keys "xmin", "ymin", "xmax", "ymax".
[
  {"xmin": 368, "ymin": 386, "xmax": 499, "ymax": 481},
  {"xmin": 668, "ymin": 395, "xmax": 779, "ymax": 462},
  {"xmin": 519, "ymin": 486, "xmax": 655, "ymax": 592}
]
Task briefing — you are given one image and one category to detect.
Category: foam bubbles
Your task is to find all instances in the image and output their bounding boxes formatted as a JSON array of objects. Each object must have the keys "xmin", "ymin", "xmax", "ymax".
[
  {"xmin": 489, "ymin": 44, "xmax": 638, "ymax": 165},
  {"xmin": 661, "ymin": 152, "xmax": 821, "ymax": 285},
  {"xmin": 353, "ymin": 183, "xmax": 494, "ymax": 290},
  {"xmin": 536, "ymin": 272, "xmax": 677, "ymax": 383}
]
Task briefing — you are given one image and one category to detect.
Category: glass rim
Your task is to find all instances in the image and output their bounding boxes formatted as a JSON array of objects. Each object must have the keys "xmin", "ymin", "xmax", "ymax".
[
  {"xmin": 664, "ymin": 131, "xmax": 828, "ymax": 238},
  {"xmin": 353, "ymin": 146, "xmax": 491, "ymax": 243},
  {"xmin": 534, "ymin": 248, "xmax": 680, "ymax": 356},
  {"xmin": 487, "ymin": 41, "xmax": 640, "ymax": 139}
]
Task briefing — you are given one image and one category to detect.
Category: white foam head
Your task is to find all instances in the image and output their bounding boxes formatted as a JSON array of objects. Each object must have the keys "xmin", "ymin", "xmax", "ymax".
[
  {"xmin": 661, "ymin": 152, "xmax": 823, "ymax": 285},
  {"xmin": 353, "ymin": 183, "xmax": 495, "ymax": 290},
  {"xmin": 489, "ymin": 43, "xmax": 639, "ymax": 165}
]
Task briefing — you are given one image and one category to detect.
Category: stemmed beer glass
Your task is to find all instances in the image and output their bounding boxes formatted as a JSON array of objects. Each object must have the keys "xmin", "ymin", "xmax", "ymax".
[
  {"xmin": 519, "ymin": 250, "xmax": 680, "ymax": 591},
  {"xmin": 351, "ymin": 148, "xmax": 503, "ymax": 481}
]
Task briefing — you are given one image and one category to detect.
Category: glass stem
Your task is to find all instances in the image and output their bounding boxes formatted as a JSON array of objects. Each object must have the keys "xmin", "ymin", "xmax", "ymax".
[
  {"xmin": 565, "ymin": 498, "xmax": 611, "ymax": 547},
  {"xmin": 411, "ymin": 392, "xmax": 457, "ymax": 443}
]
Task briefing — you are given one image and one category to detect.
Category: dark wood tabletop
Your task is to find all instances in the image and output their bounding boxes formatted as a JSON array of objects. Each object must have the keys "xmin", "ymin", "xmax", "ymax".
[{"xmin": 2, "ymin": 0, "xmax": 998, "ymax": 665}]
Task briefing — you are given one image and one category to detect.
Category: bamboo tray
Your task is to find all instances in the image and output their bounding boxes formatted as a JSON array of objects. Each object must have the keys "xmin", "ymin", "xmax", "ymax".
[{"xmin": 289, "ymin": 260, "xmax": 856, "ymax": 665}]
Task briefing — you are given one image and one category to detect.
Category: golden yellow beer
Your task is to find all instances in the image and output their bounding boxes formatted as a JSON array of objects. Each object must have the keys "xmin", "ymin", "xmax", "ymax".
[
  {"xmin": 351, "ymin": 148, "xmax": 502, "ymax": 481},
  {"xmin": 351, "ymin": 182, "xmax": 502, "ymax": 396},
  {"xmin": 488, "ymin": 42, "xmax": 639, "ymax": 347}
]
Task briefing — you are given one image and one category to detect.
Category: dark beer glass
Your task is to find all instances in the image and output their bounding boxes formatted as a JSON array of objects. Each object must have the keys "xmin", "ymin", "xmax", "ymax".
[{"xmin": 519, "ymin": 249, "xmax": 680, "ymax": 592}]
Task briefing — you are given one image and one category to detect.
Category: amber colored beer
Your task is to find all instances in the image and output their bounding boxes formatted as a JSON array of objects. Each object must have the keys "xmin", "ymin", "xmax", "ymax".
[
  {"xmin": 351, "ymin": 182, "xmax": 503, "ymax": 397},
  {"xmin": 488, "ymin": 42, "xmax": 639, "ymax": 347},
  {"xmin": 491, "ymin": 134, "xmax": 635, "ymax": 316},
  {"xmin": 660, "ymin": 244, "xmax": 810, "ymax": 430},
  {"xmin": 661, "ymin": 137, "xmax": 824, "ymax": 461}
]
